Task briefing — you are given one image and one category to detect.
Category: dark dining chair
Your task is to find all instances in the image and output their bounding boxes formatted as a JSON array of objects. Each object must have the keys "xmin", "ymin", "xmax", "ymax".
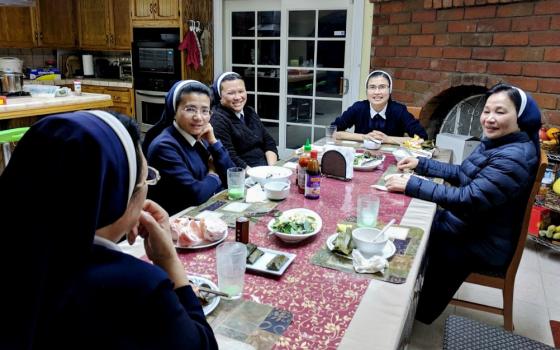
[
  {"xmin": 450, "ymin": 150, "xmax": 548, "ymax": 331},
  {"xmin": 443, "ymin": 315, "xmax": 554, "ymax": 350}
]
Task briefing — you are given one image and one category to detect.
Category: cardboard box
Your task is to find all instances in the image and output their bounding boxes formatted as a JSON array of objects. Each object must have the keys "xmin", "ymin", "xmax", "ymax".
[
  {"xmin": 435, "ymin": 133, "xmax": 480, "ymax": 165},
  {"xmin": 528, "ymin": 206, "xmax": 550, "ymax": 237}
]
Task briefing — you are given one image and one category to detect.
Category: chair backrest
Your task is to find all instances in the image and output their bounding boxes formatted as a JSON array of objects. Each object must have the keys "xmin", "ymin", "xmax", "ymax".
[
  {"xmin": 506, "ymin": 150, "xmax": 548, "ymax": 280},
  {"xmin": 408, "ymin": 106, "xmax": 422, "ymax": 120}
]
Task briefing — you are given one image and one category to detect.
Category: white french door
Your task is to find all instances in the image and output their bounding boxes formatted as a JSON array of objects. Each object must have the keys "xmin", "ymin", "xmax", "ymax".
[{"xmin": 223, "ymin": 0, "xmax": 355, "ymax": 157}]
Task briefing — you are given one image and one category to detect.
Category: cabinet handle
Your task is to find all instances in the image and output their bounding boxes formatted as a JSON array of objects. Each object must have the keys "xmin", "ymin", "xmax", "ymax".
[
  {"xmin": 149, "ymin": 3, "xmax": 154, "ymax": 14},
  {"xmin": 110, "ymin": 34, "xmax": 114, "ymax": 45},
  {"xmin": 34, "ymin": 32, "xmax": 38, "ymax": 43},
  {"xmin": 39, "ymin": 32, "xmax": 43, "ymax": 41},
  {"xmin": 153, "ymin": 2, "xmax": 158, "ymax": 15}
]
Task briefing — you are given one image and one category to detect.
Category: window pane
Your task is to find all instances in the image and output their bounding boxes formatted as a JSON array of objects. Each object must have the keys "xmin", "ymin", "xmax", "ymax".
[
  {"xmin": 287, "ymin": 97, "xmax": 312, "ymax": 124},
  {"xmin": 314, "ymin": 127, "xmax": 326, "ymax": 142},
  {"xmin": 288, "ymin": 40, "xmax": 314, "ymax": 67},
  {"xmin": 257, "ymin": 40, "xmax": 280, "ymax": 65},
  {"xmin": 289, "ymin": 10, "xmax": 315, "ymax": 37},
  {"xmin": 232, "ymin": 12, "xmax": 254, "ymax": 37},
  {"xmin": 257, "ymin": 11, "xmax": 281, "ymax": 37},
  {"xmin": 286, "ymin": 125, "xmax": 312, "ymax": 149},
  {"xmin": 257, "ymin": 95, "xmax": 279, "ymax": 121},
  {"xmin": 316, "ymin": 71, "xmax": 343, "ymax": 98},
  {"xmin": 315, "ymin": 100, "xmax": 342, "ymax": 126},
  {"xmin": 263, "ymin": 121, "xmax": 279, "ymax": 145},
  {"xmin": 246, "ymin": 93, "xmax": 255, "ymax": 109},
  {"xmin": 318, "ymin": 10, "xmax": 347, "ymax": 38},
  {"xmin": 232, "ymin": 66, "xmax": 255, "ymax": 92},
  {"xmin": 287, "ymin": 69, "xmax": 313, "ymax": 96},
  {"xmin": 317, "ymin": 41, "xmax": 345, "ymax": 68},
  {"xmin": 232, "ymin": 40, "xmax": 254, "ymax": 64},
  {"xmin": 257, "ymin": 68, "xmax": 279, "ymax": 93}
]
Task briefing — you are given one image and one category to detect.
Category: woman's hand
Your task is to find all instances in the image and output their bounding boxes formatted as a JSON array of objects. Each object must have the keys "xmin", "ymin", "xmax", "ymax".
[
  {"xmin": 385, "ymin": 173, "xmax": 411, "ymax": 193},
  {"xmin": 397, "ymin": 157, "xmax": 419, "ymax": 171},
  {"xmin": 199, "ymin": 123, "xmax": 217, "ymax": 144}
]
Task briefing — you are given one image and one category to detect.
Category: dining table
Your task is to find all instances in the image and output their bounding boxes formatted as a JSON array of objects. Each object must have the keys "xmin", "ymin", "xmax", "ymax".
[{"xmin": 121, "ymin": 141, "xmax": 451, "ymax": 350}]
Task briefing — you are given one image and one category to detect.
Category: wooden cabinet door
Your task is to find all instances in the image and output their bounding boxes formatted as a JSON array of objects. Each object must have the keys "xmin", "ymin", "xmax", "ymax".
[
  {"xmin": 78, "ymin": 0, "xmax": 110, "ymax": 49},
  {"xmin": 111, "ymin": 0, "xmax": 131, "ymax": 50},
  {"xmin": 131, "ymin": 0, "xmax": 154, "ymax": 20},
  {"xmin": 36, "ymin": 0, "xmax": 76, "ymax": 48},
  {"xmin": 153, "ymin": 0, "xmax": 178, "ymax": 21},
  {"xmin": 0, "ymin": 7, "xmax": 36, "ymax": 48}
]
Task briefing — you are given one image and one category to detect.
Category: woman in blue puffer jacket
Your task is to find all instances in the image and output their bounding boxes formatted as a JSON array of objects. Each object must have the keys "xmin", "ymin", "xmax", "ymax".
[{"xmin": 386, "ymin": 83, "xmax": 542, "ymax": 324}]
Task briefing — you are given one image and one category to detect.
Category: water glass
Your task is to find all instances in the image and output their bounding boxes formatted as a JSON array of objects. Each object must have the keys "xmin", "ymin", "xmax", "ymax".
[
  {"xmin": 216, "ymin": 242, "xmax": 247, "ymax": 299},
  {"xmin": 357, "ymin": 195, "xmax": 380, "ymax": 228},
  {"xmin": 325, "ymin": 125, "xmax": 337, "ymax": 144},
  {"xmin": 227, "ymin": 167, "xmax": 246, "ymax": 200}
]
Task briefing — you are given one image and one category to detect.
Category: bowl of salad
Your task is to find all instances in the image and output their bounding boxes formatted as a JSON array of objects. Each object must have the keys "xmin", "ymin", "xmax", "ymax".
[{"xmin": 268, "ymin": 208, "xmax": 322, "ymax": 243}]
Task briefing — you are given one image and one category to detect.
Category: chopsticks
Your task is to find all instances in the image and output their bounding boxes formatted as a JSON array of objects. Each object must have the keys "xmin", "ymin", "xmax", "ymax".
[{"xmin": 197, "ymin": 286, "xmax": 230, "ymax": 298}]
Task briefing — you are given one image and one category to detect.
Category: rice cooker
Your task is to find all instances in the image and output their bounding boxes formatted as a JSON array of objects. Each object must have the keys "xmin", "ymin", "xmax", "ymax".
[
  {"xmin": 0, "ymin": 57, "xmax": 23, "ymax": 73},
  {"xmin": 0, "ymin": 71, "xmax": 24, "ymax": 96}
]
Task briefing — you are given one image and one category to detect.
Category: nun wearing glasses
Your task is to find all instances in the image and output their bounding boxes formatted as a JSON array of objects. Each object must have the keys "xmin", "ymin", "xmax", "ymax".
[
  {"xmin": 385, "ymin": 84, "xmax": 542, "ymax": 324},
  {"xmin": 0, "ymin": 111, "xmax": 218, "ymax": 349},
  {"xmin": 143, "ymin": 80, "xmax": 235, "ymax": 215},
  {"xmin": 331, "ymin": 70, "xmax": 427, "ymax": 143}
]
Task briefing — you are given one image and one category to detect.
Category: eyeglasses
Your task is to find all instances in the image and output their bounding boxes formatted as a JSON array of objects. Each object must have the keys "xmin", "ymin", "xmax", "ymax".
[
  {"xmin": 367, "ymin": 84, "xmax": 389, "ymax": 91},
  {"xmin": 137, "ymin": 166, "xmax": 160, "ymax": 188},
  {"xmin": 182, "ymin": 106, "xmax": 211, "ymax": 117}
]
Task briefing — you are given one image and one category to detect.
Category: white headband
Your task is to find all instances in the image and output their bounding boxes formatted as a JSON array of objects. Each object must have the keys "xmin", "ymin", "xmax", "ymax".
[
  {"xmin": 172, "ymin": 80, "xmax": 198, "ymax": 112},
  {"xmin": 513, "ymin": 87, "xmax": 527, "ymax": 118},
  {"xmin": 216, "ymin": 71, "xmax": 237, "ymax": 97},
  {"xmin": 87, "ymin": 110, "xmax": 137, "ymax": 202},
  {"xmin": 365, "ymin": 70, "xmax": 393, "ymax": 93}
]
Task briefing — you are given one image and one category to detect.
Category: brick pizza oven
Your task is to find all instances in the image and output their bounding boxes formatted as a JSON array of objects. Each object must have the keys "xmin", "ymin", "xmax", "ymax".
[{"xmin": 370, "ymin": 0, "xmax": 560, "ymax": 138}]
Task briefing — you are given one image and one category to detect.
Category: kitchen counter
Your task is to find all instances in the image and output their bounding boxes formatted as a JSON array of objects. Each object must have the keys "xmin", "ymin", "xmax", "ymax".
[
  {"xmin": 24, "ymin": 78, "xmax": 133, "ymax": 89},
  {"xmin": 0, "ymin": 93, "xmax": 113, "ymax": 120}
]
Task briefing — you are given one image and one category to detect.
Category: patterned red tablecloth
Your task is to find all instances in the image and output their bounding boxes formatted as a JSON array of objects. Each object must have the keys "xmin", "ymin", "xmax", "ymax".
[{"xmin": 178, "ymin": 154, "xmax": 412, "ymax": 349}]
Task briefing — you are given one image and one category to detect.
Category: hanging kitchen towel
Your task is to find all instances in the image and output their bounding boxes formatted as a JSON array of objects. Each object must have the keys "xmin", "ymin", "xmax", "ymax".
[
  {"xmin": 200, "ymin": 28, "xmax": 211, "ymax": 57},
  {"xmin": 179, "ymin": 31, "xmax": 202, "ymax": 70}
]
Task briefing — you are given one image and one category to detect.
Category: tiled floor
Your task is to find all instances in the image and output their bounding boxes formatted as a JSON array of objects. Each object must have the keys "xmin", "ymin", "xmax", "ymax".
[{"xmin": 408, "ymin": 239, "xmax": 560, "ymax": 349}]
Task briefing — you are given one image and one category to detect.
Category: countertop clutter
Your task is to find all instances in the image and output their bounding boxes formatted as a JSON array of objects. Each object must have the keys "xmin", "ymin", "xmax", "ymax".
[{"xmin": 24, "ymin": 78, "xmax": 133, "ymax": 89}]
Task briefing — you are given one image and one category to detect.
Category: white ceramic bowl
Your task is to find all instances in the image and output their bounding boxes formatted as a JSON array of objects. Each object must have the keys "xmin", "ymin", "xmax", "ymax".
[
  {"xmin": 351, "ymin": 227, "xmax": 388, "ymax": 257},
  {"xmin": 247, "ymin": 166, "xmax": 292, "ymax": 185},
  {"xmin": 363, "ymin": 138, "xmax": 382, "ymax": 150},
  {"xmin": 264, "ymin": 181, "xmax": 290, "ymax": 200},
  {"xmin": 392, "ymin": 148, "xmax": 415, "ymax": 163},
  {"xmin": 268, "ymin": 208, "xmax": 322, "ymax": 243}
]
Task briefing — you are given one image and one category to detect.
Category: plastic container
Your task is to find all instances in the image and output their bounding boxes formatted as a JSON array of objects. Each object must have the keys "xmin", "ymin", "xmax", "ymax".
[
  {"xmin": 0, "ymin": 127, "xmax": 29, "ymax": 143},
  {"xmin": 73, "ymin": 80, "xmax": 82, "ymax": 95}
]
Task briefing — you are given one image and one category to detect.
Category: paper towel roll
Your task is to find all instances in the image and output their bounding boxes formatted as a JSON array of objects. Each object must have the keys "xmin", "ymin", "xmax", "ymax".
[{"xmin": 82, "ymin": 55, "xmax": 94, "ymax": 76}]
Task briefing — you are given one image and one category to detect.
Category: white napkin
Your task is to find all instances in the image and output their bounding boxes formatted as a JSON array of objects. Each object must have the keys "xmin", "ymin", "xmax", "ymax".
[
  {"xmin": 245, "ymin": 184, "xmax": 267, "ymax": 203},
  {"xmin": 351, "ymin": 249, "xmax": 388, "ymax": 274}
]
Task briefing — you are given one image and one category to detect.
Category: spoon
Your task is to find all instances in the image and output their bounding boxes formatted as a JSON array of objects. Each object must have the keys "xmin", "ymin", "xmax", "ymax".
[{"xmin": 371, "ymin": 219, "xmax": 395, "ymax": 242}]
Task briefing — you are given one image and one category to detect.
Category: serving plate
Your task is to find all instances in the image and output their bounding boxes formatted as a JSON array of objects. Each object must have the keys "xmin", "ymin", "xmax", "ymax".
[
  {"xmin": 175, "ymin": 230, "xmax": 227, "ymax": 250},
  {"xmin": 353, "ymin": 154, "xmax": 385, "ymax": 171},
  {"xmin": 326, "ymin": 233, "xmax": 396, "ymax": 260},
  {"xmin": 189, "ymin": 275, "xmax": 220, "ymax": 316},
  {"xmin": 267, "ymin": 208, "xmax": 322, "ymax": 243},
  {"xmin": 246, "ymin": 247, "xmax": 296, "ymax": 276}
]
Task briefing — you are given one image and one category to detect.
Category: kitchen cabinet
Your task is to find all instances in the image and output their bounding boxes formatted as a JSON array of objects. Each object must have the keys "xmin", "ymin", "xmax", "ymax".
[
  {"xmin": 0, "ymin": 1, "xmax": 76, "ymax": 49},
  {"xmin": 131, "ymin": 0, "xmax": 180, "ymax": 27},
  {"xmin": 77, "ymin": 0, "xmax": 131, "ymax": 50},
  {"xmin": 81, "ymin": 85, "xmax": 134, "ymax": 117}
]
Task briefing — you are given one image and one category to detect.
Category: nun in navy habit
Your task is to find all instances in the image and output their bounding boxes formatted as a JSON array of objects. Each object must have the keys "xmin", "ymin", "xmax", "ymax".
[
  {"xmin": 144, "ymin": 80, "xmax": 235, "ymax": 215},
  {"xmin": 385, "ymin": 84, "xmax": 542, "ymax": 324},
  {"xmin": 0, "ymin": 111, "xmax": 218, "ymax": 349}
]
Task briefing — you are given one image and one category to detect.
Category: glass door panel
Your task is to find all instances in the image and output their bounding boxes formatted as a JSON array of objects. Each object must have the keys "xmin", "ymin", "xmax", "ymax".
[
  {"xmin": 232, "ymin": 40, "xmax": 254, "ymax": 64},
  {"xmin": 258, "ymin": 11, "xmax": 281, "ymax": 37},
  {"xmin": 318, "ymin": 10, "xmax": 347, "ymax": 38},
  {"xmin": 288, "ymin": 40, "xmax": 314, "ymax": 67},
  {"xmin": 288, "ymin": 10, "xmax": 315, "ymax": 37},
  {"xmin": 257, "ymin": 40, "xmax": 280, "ymax": 65},
  {"xmin": 286, "ymin": 124, "xmax": 312, "ymax": 149},
  {"xmin": 232, "ymin": 12, "xmax": 254, "ymax": 36},
  {"xmin": 316, "ymin": 71, "xmax": 343, "ymax": 98}
]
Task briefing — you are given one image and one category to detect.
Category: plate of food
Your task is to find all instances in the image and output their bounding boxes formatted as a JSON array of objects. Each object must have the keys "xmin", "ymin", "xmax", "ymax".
[
  {"xmin": 353, "ymin": 152, "xmax": 385, "ymax": 171},
  {"xmin": 170, "ymin": 216, "xmax": 228, "ymax": 250},
  {"xmin": 267, "ymin": 208, "xmax": 322, "ymax": 243},
  {"xmin": 245, "ymin": 243, "xmax": 296, "ymax": 276},
  {"xmin": 326, "ymin": 232, "xmax": 396, "ymax": 260},
  {"xmin": 189, "ymin": 275, "xmax": 220, "ymax": 316}
]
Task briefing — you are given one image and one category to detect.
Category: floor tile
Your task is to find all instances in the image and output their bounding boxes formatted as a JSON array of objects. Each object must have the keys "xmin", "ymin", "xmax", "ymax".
[
  {"xmin": 542, "ymin": 272, "xmax": 560, "ymax": 308},
  {"xmin": 548, "ymin": 305, "xmax": 560, "ymax": 321},
  {"xmin": 519, "ymin": 241, "xmax": 541, "ymax": 272},
  {"xmin": 514, "ymin": 269, "xmax": 547, "ymax": 306},
  {"xmin": 538, "ymin": 248, "xmax": 560, "ymax": 276},
  {"xmin": 456, "ymin": 282, "xmax": 503, "ymax": 309},
  {"xmin": 408, "ymin": 305, "xmax": 455, "ymax": 350}
]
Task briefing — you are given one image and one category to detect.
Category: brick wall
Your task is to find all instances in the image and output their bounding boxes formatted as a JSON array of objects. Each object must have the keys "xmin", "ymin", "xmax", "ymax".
[{"xmin": 370, "ymin": 0, "xmax": 560, "ymax": 129}]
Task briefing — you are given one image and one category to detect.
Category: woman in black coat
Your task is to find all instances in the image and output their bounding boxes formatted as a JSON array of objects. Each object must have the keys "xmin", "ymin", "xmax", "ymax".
[{"xmin": 211, "ymin": 72, "xmax": 279, "ymax": 169}]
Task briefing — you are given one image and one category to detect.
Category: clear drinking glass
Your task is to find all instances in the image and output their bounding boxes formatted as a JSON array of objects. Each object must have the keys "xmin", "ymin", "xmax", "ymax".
[
  {"xmin": 325, "ymin": 125, "xmax": 337, "ymax": 144},
  {"xmin": 227, "ymin": 167, "xmax": 246, "ymax": 200},
  {"xmin": 357, "ymin": 195, "xmax": 380, "ymax": 228},
  {"xmin": 216, "ymin": 242, "xmax": 247, "ymax": 299}
]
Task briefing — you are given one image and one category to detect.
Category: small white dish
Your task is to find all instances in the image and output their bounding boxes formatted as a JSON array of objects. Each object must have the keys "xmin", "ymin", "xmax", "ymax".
[
  {"xmin": 267, "ymin": 208, "xmax": 322, "ymax": 243},
  {"xmin": 326, "ymin": 233, "xmax": 396, "ymax": 260},
  {"xmin": 264, "ymin": 181, "xmax": 290, "ymax": 200},
  {"xmin": 188, "ymin": 275, "xmax": 220, "ymax": 316},
  {"xmin": 352, "ymin": 227, "xmax": 388, "ymax": 257},
  {"xmin": 246, "ymin": 247, "xmax": 296, "ymax": 276},
  {"xmin": 393, "ymin": 148, "xmax": 415, "ymax": 162},
  {"xmin": 363, "ymin": 138, "xmax": 382, "ymax": 150}
]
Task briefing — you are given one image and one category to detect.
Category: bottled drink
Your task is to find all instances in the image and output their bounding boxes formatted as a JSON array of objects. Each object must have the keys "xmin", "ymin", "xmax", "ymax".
[
  {"xmin": 297, "ymin": 154, "xmax": 309, "ymax": 194},
  {"xmin": 305, "ymin": 150, "xmax": 321, "ymax": 199}
]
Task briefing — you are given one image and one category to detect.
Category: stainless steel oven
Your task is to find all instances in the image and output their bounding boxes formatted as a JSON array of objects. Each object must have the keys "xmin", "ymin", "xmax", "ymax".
[{"xmin": 135, "ymin": 89, "xmax": 166, "ymax": 132}]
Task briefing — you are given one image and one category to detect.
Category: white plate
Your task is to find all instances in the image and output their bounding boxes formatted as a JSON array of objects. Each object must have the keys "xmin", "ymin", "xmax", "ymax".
[
  {"xmin": 326, "ymin": 233, "xmax": 396, "ymax": 260},
  {"xmin": 247, "ymin": 166, "xmax": 292, "ymax": 185},
  {"xmin": 175, "ymin": 230, "xmax": 227, "ymax": 250},
  {"xmin": 188, "ymin": 275, "xmax": 220, "ymax": 316},
  {"xmin": 246, "ymin": 247, "xmax": 296, "ymax": 276},
  {"xmin": 267, "ymin": 208, "xmax": 322, "ymax": 243},
  {"xmin": 353, "ymin": 154, "xmax": 385, "ymax": 171}
]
